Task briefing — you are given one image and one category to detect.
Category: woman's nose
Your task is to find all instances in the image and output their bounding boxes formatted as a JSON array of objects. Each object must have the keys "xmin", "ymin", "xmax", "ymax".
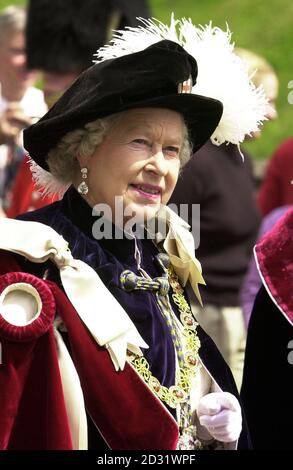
[{"xmin": 146, "ymin": 149, "xmax": 168, "ymax": 176}]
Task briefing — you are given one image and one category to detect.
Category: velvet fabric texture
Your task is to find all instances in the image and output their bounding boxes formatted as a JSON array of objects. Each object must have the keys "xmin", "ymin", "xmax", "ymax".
[
  {"xmin": 241, "ymin": 209, "xmax": 293, "ymax": 449},
  {"xmin": 15, "ymin": 186, "xmax": 251, "ymax": 449},
  {"xmin": 18, "ymin": 187, "xmax": 179, "ymax": 394},
  {"xmin": 23, "ymin": 40, "xmax": 223, "ymax": 169},
  {"xmin": 0, "ymin": 265, "xmax": 73, "ymax": 450},
  {"xmin": 241, "ymin": 286, "xmax": 293, "ymax": 449},
  {"xmin": 0, "ymin": 255, "xmax": 179, "ymax": 450},
  {"xmin": 50, "ymin": 281, "xmax": 179, "ymax": 450},
  {"xmin": 255, "ymin": 207, "xmax": 293, "ymax": 324}
]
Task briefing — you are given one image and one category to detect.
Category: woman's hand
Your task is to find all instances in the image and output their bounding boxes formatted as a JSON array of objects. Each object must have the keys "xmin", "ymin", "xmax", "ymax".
[{"xmin": 197, "ymin": 392, "xmax": 242, "ymax": 443}]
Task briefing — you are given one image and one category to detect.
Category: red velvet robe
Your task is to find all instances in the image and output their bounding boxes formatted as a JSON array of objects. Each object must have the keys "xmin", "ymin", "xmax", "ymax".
[{"xmin": 0, "ymin": 252, "xmax": 178, "ymax": 450}]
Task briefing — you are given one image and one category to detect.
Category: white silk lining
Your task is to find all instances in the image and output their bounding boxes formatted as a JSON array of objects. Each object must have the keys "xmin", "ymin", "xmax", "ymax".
[
  {"xmin": 54, "ymin": 328, "xmax": 88, "ymax": 450},
  {"xmin": 0, "ymin": 282, "xmax": 42, "ymax": 326}
]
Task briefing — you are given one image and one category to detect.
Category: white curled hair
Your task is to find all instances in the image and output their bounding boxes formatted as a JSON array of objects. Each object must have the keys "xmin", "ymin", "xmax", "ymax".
[{"xmin": 29, "ymin": 113, "xmax": 192, "ymax": 197}]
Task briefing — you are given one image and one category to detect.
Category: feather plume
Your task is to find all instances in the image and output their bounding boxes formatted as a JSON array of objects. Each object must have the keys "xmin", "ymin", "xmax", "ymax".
[
  {"xmin": 94, "ymin": 15, "xmax": 268, "ymax": 147},
  {"xmin": 28, "ymin": 155, "xmax": 69, "ymax": 198}
]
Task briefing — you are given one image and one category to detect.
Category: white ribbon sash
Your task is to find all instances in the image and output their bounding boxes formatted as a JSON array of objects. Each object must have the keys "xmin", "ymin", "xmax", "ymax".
[
  {"xmin": 0, "ymin": 218, "xmax": 148, "ymax": 371},
  {"xmin": 0, "ymin": 209, "xmax": 204, "ymax": 368},
  {"xmin": 156, "ymin": 206, "xmax": 205, "ymax": 306}
]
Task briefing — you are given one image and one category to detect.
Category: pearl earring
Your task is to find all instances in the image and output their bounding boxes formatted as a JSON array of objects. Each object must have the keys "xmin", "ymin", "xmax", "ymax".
[{"xmin": 77, "ymin": 167, "xmax": 89, "ymax": 195}]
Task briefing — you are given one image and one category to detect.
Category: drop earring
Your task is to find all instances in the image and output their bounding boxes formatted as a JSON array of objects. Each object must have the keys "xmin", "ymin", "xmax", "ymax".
[{"xmin": 77, "ymin": 167, "xmax": 89, "ymax": 195}]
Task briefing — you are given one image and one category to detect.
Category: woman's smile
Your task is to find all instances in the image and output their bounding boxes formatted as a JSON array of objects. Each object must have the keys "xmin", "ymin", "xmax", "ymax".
[{"xmin": 129, "ymin": 183, "xmax": 162, "ymax": 201}]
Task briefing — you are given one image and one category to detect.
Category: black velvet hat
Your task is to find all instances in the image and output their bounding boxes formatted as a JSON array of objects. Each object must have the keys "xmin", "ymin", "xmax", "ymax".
[{"xmin": 23, "ymin": 40, "xmax": 223, "ymax": 170}]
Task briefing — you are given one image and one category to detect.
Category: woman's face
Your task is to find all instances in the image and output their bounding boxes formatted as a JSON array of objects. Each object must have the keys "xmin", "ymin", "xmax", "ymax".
[{"xmin": 78, "ymin": 108, "xmax": 184, "ymax": 224}]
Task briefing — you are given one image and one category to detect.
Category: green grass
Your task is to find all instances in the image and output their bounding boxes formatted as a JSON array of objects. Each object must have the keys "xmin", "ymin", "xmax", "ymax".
[
  {"xmin": 0, "ymin": 0, "xmax": 24, "ymax": 7},
  {"xmin": 150, "ymin": 0, "xmax": 293, "ymax": 159},
  {"xmin": 1, "ymin": 0, "xmax": 292, "ymax": 159}
]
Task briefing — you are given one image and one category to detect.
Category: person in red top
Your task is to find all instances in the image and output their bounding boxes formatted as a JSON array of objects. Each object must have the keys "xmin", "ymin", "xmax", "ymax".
[
  {"xmin": 6, "ymin": 157, "xmax": 59, "ymax": 217},
  {"xmin": 257, "ymin": 137, "xmax": 293, "ymax": 216}
]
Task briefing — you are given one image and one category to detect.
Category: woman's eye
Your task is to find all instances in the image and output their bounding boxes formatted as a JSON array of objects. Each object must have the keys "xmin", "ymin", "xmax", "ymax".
[
  {"xmin": 132, "ymin": 138, "xmax": 149, "ymax": 146},
  {"xmin": 164, "ymin": 146, "xmax": 180, "ymax": 156}
]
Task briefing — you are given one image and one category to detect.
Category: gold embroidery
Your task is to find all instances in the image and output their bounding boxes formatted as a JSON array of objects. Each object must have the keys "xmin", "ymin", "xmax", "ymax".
[
  {"xmin": 128, "ymin": 265, "xmax": 201, "ymax": 411},
  {"xmin": 123, "ymin": 256, "xmax": 203, "ymax": 449}
]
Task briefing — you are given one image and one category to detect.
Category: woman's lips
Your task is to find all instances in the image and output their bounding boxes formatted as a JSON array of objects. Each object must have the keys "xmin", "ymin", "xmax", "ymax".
[{"xmin": 130, "ymin": 184, "xmax": 161, "ymax": 201}]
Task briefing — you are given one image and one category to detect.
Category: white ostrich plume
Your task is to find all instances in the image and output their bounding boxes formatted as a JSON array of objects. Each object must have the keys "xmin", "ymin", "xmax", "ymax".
[
  {"xmin": 94, "ymin": 15, "xmax": 268, "ymax": 148},
  {"xmin": 28, "ymin": 155, "xmax": 70, "ymax": 198}
]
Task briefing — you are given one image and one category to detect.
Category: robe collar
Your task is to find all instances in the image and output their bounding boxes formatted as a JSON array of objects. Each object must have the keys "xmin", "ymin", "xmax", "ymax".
[
  {"xmin": 255, "ymin": 207, "xmax": 293, "ymax": 326},
  {"xmin": 61, "ymin": 186, "xmax": 205, "ymax": 304}
]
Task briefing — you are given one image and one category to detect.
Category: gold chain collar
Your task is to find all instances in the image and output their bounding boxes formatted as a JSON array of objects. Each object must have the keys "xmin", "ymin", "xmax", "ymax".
[{"xmin": 127, "ymin": 265, "xmax": 201, "ymax": 409}]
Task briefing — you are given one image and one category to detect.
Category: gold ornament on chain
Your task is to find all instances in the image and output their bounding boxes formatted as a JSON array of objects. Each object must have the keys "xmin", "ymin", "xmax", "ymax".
[{"xmin": 122, "ymin": 257, "xmax": 202, "ymax": 449}]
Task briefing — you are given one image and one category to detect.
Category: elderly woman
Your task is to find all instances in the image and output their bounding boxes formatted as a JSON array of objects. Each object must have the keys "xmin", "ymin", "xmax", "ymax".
[{"xmin": 0, "ymin": 38, "xmax": 251, "ymax": 451}]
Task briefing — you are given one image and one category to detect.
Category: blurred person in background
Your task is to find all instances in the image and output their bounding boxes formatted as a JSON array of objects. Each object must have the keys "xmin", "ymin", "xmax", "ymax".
[
  {"xmin": 26, "ymin": 0, "xmax": 151, "ymax": 109},
  {"xmin": 257, "ymin": 137, "xmax": 293, "ymax": 215},
  {"xmin": 236, "ymin": 48, "xmax": 279, "ymax": 136},
  {"xmin": 241, "ymin": 137, "xmax": 292, "ymax": 327},
  {"xmin": 7, "ymin": 0, "xmax": 152, "ymax": 218},
  {"xmin": 170, "ymin": 48, "xmax": 279, "ymax": 390},
  {"xmin": 0, "ymin": 6, "xmax": 47, "ymax": 217}
]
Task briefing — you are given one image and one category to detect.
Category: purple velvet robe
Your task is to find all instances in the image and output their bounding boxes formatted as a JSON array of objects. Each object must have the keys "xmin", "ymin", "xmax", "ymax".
[{"xmin": 8, "ymin": 186, "xmax": 251, "ymax": 449}]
